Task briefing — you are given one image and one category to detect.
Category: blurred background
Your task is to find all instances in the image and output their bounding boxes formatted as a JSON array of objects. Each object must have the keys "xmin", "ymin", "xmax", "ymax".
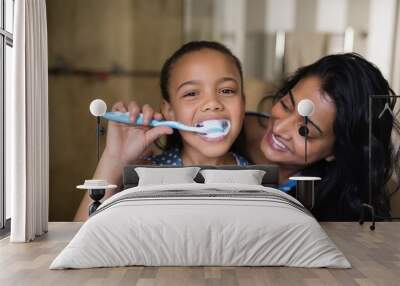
[{"xmin": 46, "ymin": 0, "xmax": 400, "ymax": 221}]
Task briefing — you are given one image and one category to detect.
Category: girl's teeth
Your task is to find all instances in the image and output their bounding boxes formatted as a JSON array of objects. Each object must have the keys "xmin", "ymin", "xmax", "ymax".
[{"xmin": 272, "ymin": 134, "xmax": 287, "ymax": 150}]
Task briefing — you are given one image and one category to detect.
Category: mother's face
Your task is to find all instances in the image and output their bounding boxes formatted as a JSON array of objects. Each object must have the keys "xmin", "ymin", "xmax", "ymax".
[{"xmin": 260, "ymin": 76, "xmax": 336, "ymax": 169}]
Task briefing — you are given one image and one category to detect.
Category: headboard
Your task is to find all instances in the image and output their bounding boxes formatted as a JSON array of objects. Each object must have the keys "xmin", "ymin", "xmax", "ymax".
[{"xmin": 123, "ymin": 164, "xmax": 279, "ymax": 189}]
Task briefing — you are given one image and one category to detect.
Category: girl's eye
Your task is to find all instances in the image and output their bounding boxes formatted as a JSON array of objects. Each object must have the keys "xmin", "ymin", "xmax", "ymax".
[
  {"xmin": 220, "ymin": 88, "xmax": 236, "ymax": 95},
  {"xmin": 183, "ymin": 91, "xmax": 198, "ymax": 98}
]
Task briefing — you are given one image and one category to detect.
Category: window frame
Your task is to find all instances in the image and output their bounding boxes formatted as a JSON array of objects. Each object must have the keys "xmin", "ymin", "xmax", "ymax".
[{"xmin": 0, "ymin": 0, "xmax": 14, "ymax": 232}]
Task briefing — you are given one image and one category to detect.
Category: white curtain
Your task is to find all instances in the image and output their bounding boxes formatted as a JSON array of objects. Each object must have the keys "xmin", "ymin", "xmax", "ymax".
[{"xmin": 7, "ymin": 0, "xmax": 49, "ymax": 242}]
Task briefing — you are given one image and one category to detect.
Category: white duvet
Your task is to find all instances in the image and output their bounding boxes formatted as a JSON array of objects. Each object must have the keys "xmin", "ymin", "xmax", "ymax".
[{"xmin": 50, "ymin": 183, "xmax": 351, "ymax": 269}]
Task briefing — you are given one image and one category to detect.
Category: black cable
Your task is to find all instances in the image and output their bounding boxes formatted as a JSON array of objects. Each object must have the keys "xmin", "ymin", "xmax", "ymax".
[
  {"xmin": 305, "ymin": 116, "xmax": 308, "ymax": 163},
  {"xmin": 96, "ymin": 116, "xmax": 100, "ymax": 162}
]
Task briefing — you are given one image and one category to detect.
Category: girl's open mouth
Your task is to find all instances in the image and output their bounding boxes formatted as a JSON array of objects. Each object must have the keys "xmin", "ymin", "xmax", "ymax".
[{"xmin": 195, "ymin": 119, "xmax": 231, "ymax": 142}]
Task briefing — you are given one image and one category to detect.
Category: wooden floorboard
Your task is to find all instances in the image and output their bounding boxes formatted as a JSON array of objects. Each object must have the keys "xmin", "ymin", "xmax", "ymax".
[{"xmin": 0, "ymin": 222, "xmax": 399, "ymax": 286}]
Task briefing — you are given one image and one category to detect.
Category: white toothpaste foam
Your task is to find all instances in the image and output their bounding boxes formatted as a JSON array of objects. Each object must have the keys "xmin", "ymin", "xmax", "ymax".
[{"xmin": 197, "ymin": 120, "xmax": 231, "ymax": 139}]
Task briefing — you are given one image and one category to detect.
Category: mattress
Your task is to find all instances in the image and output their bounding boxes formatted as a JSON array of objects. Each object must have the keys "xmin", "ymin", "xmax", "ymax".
[{"xmin": 50, "ymin": 183, "xmax": 351, "ymax": 269}]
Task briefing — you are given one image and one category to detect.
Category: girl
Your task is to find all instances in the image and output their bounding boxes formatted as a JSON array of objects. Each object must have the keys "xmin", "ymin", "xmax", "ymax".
[
  {"xmin": 238, "ymin": 53, "xmax": 399, "ymax": 220},
  {"xmin": 147, "ymin": 41, "xmax": 248, "ymax": 166},
  {"xmin": 74, "ymin": 41, "xmax": 248, "ymax": 221}
]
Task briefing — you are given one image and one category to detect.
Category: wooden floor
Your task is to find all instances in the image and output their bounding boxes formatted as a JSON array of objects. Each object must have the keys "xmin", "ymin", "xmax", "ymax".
[{"xmin": 0, "ymin": 222, "xmax": 399, "ymax": 286}]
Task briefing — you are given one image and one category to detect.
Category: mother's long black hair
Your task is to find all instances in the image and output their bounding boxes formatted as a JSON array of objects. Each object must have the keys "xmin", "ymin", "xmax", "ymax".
[{"xmin": 270, "ymin": 53, "xmax": 399, "ymax": 220}]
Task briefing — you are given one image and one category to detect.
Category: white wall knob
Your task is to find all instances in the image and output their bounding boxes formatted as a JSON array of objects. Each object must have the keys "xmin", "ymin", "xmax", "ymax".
[
  {"xmin": 89, "ymin": 99, "xmax": 107, "ymax": 117},
  {"xmin": 297, "ymin": 99, "xmax": 315, "ymax": 117}
]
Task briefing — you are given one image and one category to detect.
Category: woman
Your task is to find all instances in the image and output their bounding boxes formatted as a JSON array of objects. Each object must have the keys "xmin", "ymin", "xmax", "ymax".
[{"xmin": 237, "ymin": 53, "xmax": 399, "ymax": 221}]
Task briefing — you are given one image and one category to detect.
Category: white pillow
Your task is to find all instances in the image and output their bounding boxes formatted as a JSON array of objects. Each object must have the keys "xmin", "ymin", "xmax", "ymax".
[
  {"xmin": 135, "ymin": 167, "xmax": 200, "ymax": 186},
  {"xmin": 200, "ymin": 169, "xmax": 266, "ymax": 185}
]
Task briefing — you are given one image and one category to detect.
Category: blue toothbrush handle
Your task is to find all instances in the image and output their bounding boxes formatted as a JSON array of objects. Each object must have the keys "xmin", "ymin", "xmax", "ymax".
[
  {"xmin": 102, "ymin": 112, "xmax": 162, "ymax": 126},
  {"xmin": 101, "ymin": 112, "xmax": 204, "ymax": 133}
]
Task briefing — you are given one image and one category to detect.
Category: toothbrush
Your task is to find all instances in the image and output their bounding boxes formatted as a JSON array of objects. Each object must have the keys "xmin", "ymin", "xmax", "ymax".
[{"xmin": 102, "ymin": 111, "xmax": 230, "ymax": 136}]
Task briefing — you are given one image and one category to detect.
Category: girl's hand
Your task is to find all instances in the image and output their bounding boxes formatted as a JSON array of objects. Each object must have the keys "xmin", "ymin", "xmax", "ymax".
[{"xmin": 102, "ymin": 101, "xmax": 173, "ymax": 165}]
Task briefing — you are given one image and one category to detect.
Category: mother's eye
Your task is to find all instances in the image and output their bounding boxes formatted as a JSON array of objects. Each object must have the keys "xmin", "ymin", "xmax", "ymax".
[
  {"xmin": 280, "ymin": 100, "xmax": 291, "ymax": 112},
  {"xmin": 279, "ymin": 94, "xmax": 295, "ymax": 111}
]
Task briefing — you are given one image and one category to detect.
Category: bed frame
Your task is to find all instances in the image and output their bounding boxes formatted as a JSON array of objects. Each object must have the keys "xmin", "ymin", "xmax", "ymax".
[
  {"xmin": 87, "ymin": 165, "xmax": 280, "ymax": 215},
  {"xmin": 123, "ymin": 164, "xmax": 280, "ymax": 189}
]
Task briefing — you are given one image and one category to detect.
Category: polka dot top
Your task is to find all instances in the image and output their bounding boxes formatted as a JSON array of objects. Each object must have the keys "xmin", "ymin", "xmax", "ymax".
[{"xmin": 145, "ymin": 147, "xmax": 249, "ymax": 166}]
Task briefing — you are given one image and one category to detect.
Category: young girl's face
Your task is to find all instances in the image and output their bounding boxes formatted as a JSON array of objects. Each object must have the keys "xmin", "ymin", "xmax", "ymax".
[
  {"xmin": 162, "ymin": 49, "xmax": 245, "ymax": 159},
  {"xmin": 260, "ymin": 76, "xmax": 336, "ymax": 168}
]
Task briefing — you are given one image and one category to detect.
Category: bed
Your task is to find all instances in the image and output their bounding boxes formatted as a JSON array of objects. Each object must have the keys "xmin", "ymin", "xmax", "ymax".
[{"xmin": 50, "ymin": 165, "xmax": 350, "ymax": 269}]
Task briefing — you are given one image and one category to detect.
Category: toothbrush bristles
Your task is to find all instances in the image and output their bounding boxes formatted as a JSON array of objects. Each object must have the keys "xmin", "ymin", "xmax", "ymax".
[{"xmin": 194, "ymin": 119, "xmax": 230, "ymax": 135}]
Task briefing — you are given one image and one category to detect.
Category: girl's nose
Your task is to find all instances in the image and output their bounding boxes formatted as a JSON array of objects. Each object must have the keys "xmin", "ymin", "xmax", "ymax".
[{"xmin": 200, "ymin": 95, "xmax": 224, "ymax": 112}]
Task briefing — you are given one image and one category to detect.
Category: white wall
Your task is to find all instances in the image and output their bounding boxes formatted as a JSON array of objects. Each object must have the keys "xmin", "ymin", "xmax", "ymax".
[
  {"xmin": 316, "ymin": 0, "xmax": 348, "ymax": 33},
  {"xmin": 213, "ymin": 0, "xmax": 246, "ymax": 61},
  {"xmin": 265, "ymin": 0, "xmax": 296, "ymax": 32},
  {"xmin": 183, "ymin": 0, "xmax": 398, "ymax": 84},
  {"xmin": 366, "ymin": 0, "xmax": 397, "ymax": 80}
]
